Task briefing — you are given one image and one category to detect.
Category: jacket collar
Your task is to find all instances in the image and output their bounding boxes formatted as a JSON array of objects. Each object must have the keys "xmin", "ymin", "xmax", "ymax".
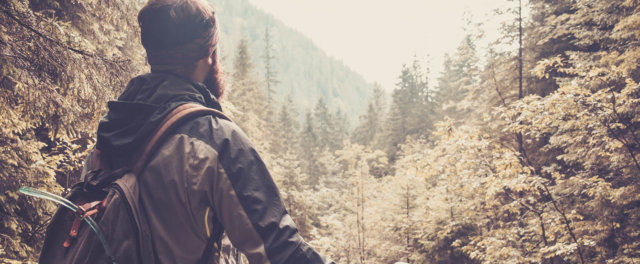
[{"xmin": 96, "ymin": 72, "xmax": 222, "ymax": 167}]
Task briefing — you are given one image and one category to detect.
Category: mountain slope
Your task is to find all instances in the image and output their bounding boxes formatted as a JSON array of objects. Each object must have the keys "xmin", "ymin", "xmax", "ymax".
[{"xmin": 212, "ymin": 0, "xmax": 372, "ymax": 124}]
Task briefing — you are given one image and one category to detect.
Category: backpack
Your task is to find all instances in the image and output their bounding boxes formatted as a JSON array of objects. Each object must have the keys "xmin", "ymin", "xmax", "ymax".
[{"xmin": 24, "ymin": 103, "xmax": 231, "ymax": 264}]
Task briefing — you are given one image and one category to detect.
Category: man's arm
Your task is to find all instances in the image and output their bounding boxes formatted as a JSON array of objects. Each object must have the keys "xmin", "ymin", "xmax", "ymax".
[{"xmin": 207, "ymin": 118, "xmax": 331, "ymax": 264}]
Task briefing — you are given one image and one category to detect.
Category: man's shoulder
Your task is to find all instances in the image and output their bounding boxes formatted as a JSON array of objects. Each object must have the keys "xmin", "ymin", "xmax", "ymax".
[{"xmin": 173, "ymin": 113, "xmax": 251, "ymax": 151}]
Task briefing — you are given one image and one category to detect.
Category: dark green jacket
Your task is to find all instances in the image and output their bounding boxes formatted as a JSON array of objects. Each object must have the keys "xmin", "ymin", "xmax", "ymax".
[{"xmin": 88, "ymin": 72, "xmax": 330, "ymax": 264}]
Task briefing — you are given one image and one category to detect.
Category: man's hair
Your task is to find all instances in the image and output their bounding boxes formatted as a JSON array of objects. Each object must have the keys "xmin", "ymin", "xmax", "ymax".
[
  {"xmin": 138, "ymin": 0, "xmax": 214, "ymax": 53},
  {"xmin": 138, "ymin": 0, "xmax": 225, "ymax": 98}
]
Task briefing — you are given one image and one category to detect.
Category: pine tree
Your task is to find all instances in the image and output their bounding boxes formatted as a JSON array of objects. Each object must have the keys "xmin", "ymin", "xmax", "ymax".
[
  {"xmin": 352, "ymin": 85, "xmax": 386, "ymax": 147},
  {"xmin": 299, "ymin": 111, "xmax": 322, "ymax": 188},
  {"xmin": 435, "ymin": 53, "xmax": 457, "ymax": 105},
  {"xmin": 262, "ymin": 24, "xmax": 279, "ymax": 106},
  {"xmin": 331, "ymin": 108, "xmax": 349, "ymax": 149},
  {"xmin": 312, "ymin": 98, "xmax": 333, "ymax": 151},
  {"xmin": 271, "ymin": 95, "xmax": 299, "ymax": 154},
  {"xmin": 310, "ymin": 98, "xmax": 347, "ymax": 152},
  {"xmin": 228, "ymin": 38, "xmax": 268, "ymax": 139},
  {"xmin": 435, "ymin": 19, "xmax": 480, "ymax": 121},
  {"xmin": 382, "ymin": 57, "xmax": 435, "ymax": 160},
  {"xmin": 406, "ymin": 57, "xmax": 434, "ymax": 136}
]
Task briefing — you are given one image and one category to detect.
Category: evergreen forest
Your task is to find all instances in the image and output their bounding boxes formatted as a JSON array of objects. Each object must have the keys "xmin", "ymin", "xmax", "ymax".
[{"xmin": 1, "ymin": 0, "xmax": 640, "ymax": 263}]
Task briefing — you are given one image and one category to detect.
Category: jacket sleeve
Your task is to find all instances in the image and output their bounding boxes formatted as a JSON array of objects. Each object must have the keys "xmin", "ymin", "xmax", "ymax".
[{"xmin": 208, "ymin": 119, "xmax": 332, "ymax": 264}]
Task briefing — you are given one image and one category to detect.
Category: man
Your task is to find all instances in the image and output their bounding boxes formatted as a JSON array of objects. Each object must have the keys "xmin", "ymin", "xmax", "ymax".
[{"xmin": 89, "ymin": 0, "xmax": 331, "ymax": 263}]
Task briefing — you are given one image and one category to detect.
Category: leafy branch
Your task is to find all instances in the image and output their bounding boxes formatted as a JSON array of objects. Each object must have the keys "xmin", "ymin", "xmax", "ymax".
[{"xmin": 1, "ymin": 6, "xmax": 128, "ymax": 65}]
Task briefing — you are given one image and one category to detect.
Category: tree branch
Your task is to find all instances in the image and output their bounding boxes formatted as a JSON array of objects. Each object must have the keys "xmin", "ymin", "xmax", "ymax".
[
  {"xmin": 541, "ymin": 183, "xmax": 585, "ymax": 264},
  {"xmin": 604, "ymin": 120, "xmax": 640, "ymax": 175},
  {"xmin": 609, "ymin": 89, "xmax": 640, "ymax": 173},
  {"xmin": 491, "ymin": 62, "xmax": 508, "ymax": 107},
  {"xmin": 1, "ymin": 7, "xmax": 129, "ymax": 65}
]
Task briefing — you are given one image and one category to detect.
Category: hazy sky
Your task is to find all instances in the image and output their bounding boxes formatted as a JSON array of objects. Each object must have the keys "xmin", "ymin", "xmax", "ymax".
[{"xmin": 248, "ymin": 0, "xmax": 512, "ymax": 91}]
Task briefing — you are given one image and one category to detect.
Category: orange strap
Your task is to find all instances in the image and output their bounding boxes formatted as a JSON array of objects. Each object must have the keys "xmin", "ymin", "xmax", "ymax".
[{"xmin": 63, "ymin": 200, "xmax": 104, "ymax": 248}]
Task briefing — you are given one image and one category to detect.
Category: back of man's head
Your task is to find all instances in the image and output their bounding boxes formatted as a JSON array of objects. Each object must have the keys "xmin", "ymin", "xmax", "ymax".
[
  {"xmin": 138, "ymin": 0, "xmax": 225, "ymax": 98},
  {"xmin": 138, "ymin": 0, "xmax": 217, "ymax": 69}
]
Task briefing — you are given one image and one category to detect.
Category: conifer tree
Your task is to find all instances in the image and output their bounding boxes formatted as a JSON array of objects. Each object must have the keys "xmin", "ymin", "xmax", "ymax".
[
  {"xmin": 406, "ymin": 58, "xmax": 435, "ymax": 136},
  {"xmin": 262, "ymin": 24, "xmax": 279, "ymax": 106},
  {"xmin": 435, "ymin": 21, "xmax": 480, "ymax": 120},
  {"xmin": 228, "ymin": 38, "xmax": 268, "ymax": 139},
  {"xmin": 312, "ymin": 98, "xmax": 333, "ymax": 150},
  {"xmin": 382, "ymin": 57, "xmax": 435, "ymax": 160},
  {"xmin": 299, "ymin": 111, "xmax": 322, "ymax": 187},
  {"xmin": 435, "ymin": 53, "xmax": 457, "ymax": 103},
  {"xmin": 331, "ymin": 109, "xmax": 349, "ymax": 149},
  {"xmin": 309, "ymin": 98, "xmax": 347, "ymax": 152},
  {"xmin": 352, "ymin": 85, "xmax": 386, "ymax": 147},
  {"xmin": 271, "ymin": 95, "xmax": 299, "ymax": 154}
]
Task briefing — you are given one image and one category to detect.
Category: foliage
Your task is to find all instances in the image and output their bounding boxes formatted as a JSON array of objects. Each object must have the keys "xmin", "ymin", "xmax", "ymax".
[
  {"xmin": 0, "ymin": 0, "xmax": 143, "ymax": 260},
  {"xmin": 300, "ymin": 0, "xmax": 640, "ymax": 263},
  {"xmin": 435, "ymin": 21, "xmax": 481, "ymax": 120},
  {"xmin": 3, "ymin": 0, "xmax": 640, "ymax": 263},
  {"xmin": 380, "ymin": 57, "xmax": 437, "ymax": 161},
  {"xmin": 352, "ymin": 85, "xmax": 386, "ymax": 149},
  {"xmin": 211, "ymin": 0, "xmax": 372, "ymax": 124}
]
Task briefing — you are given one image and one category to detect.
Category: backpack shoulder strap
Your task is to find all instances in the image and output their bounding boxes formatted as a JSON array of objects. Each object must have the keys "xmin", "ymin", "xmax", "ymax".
[
  {"xmin": 134, "ymin": 103, "xmax": 230, "ymax": 263},
  {"xmin": 132, "ymin": 103, "xmax": 231, "ymax": 174}
]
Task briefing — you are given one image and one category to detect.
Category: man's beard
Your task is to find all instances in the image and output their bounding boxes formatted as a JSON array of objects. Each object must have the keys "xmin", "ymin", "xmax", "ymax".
[{"xmin": 203, "ymin": 63, "xmax": 225, "ymax": 99}]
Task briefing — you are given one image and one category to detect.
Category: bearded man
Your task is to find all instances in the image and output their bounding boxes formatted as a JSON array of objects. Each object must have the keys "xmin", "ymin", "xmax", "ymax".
[{"xmin": 85, "ymin": 0, "xmax": 331, "ymax": 263}]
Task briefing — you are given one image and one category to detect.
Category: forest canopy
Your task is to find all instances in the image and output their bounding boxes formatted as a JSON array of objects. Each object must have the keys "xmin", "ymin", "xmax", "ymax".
[{"xmin": 1, "ymin": 0, "xmax": 640, "ymax": 263}]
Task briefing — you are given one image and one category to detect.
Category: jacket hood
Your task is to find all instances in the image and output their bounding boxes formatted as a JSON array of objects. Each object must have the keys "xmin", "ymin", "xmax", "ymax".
[{"xmin": 96, "ymin": 72, "xmax": 222, "ymax": 167}]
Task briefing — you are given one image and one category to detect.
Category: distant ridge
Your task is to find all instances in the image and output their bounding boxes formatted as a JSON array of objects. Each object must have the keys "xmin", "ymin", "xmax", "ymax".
[{"xmin": 211, "ymin": 0, "xmax": 372, "ymax": 124}]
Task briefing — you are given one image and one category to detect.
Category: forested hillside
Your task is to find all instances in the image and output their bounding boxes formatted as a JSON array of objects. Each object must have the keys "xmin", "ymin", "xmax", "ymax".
[
  {"xmin": 212, "ymin": 0, "xmax": 372, "ymax": 123},
  {"xmin": 218, "ymin": 0, "xmax": 640, "ymax": 262},
  {"xmin": 1, "ymin": 0, "xmax": 640, "ymax": 263}
]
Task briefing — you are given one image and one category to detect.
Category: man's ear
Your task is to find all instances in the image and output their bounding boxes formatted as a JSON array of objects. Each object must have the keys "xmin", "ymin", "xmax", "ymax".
[
  {"xmin": 205, "ymin": 54, "xmax": 213, "ymax": 66},
  {"xmin": 191, "ymin": 55, "xmax": 214, "ymax": 82},
  {"xmin": 197, "ymin": 55, "xmax": 213, "ymax": 69}
]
